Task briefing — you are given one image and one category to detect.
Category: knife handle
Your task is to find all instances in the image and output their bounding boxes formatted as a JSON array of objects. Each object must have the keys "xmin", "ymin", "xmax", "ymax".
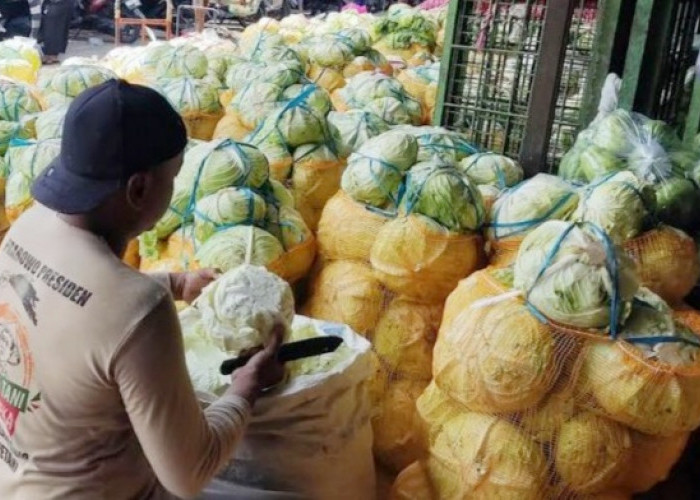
[{"xmin": 220, "ymin": 355, "xmax": 253, "ymax": 375}]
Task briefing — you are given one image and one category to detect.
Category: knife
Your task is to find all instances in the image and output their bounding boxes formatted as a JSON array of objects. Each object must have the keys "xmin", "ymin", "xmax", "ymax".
[{"xmin": 220, "ymin": 336, "xmax": 344, "ymax": 376}]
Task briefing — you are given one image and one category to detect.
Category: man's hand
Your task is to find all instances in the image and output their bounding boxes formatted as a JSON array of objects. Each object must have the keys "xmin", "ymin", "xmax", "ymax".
[
  {"xmin": 170, "ymin": 269, "xmax": 220, "ymax": 304},
  {"xmin": 228, "ymin": 324, "xmax": 286, "ymax": 406}
]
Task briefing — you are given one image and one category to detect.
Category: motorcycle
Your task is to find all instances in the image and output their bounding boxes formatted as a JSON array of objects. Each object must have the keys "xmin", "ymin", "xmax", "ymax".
[
  {"xmin": 71, "ymin": 0, "xmax": 166, "ymax": 44},
  {"xmin": 175, "ymin": 0, "xmax": 293, "ymax": 34}
]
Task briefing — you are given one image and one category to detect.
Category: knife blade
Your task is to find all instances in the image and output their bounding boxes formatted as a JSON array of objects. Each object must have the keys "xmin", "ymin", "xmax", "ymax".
[{"xmin": 220, "ymin": 336, "xmax": 344, "ymax": 376}]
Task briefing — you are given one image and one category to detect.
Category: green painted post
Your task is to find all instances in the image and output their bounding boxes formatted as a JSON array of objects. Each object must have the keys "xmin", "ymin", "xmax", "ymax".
[
  {"xmin": 580, "ymin": 0, "xmax": 622, "ymax": 127},
  {"xmin": 618, "ymin": 0, "xmax": 655, "ymax": 110},
  {"xmin": 433, "ymin": 0, "xmax": 462, "ymax": 126},
  {"xmin": 683, "ymin": 55, "xmax": 700, "ymax": 145}
]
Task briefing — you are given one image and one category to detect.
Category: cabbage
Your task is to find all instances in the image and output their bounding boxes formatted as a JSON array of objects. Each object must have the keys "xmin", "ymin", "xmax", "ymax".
[
  {"xmin": 308, "ymin": 36, "xmax": 355, "ymax": 67},
  {"xmin": 40, "ymin": 65, "xmax": 117, "ymax": 99},
  {"xmin": 0, "ymin": 120, "xmax": 32, "ymax": 155},
  {"xmin": 230, "ymin": 81, "xmax": 283, "ymax": 128},
  {"xmin": 578, "ymin": 144, "xmax": 626, "ymax": 182},
  {"xmin": 0, "ymin": 79, "xmax": 42, "ymax": 122},
  {"xmin": 370, "ymin": 5, "xmax": 437, "ymax": 49},
  {"xmin": 488, "ymin": 174, "xmax": 579, "ymax": 240},
  {"xmin": 327, "ymin": 110, "xmax": 389, "ymax": 156},
  {"xmin": 458, "ymin": 153, "xmax": 523, "ymax": 189},
  {"xmin": 265, "ymin": 205, "xmax": 312, "ymax": 250},
  {"xmin": 340, "ymin": 72, "xmax": 406, "ymax": 105},
  {"xmin": 513, "ymin": 220, "xmax": 639, "ymax": 330},
  {"xmin": 402, "ymin": 161, "xmax": 484, "ymax": 232},
  {"xmin": 363, "ymin": 95, "xmax": 422, "ymax": 126},
  {"xmin": 284, "ymin": 320, "xmax": 353, "ymax": 377},
  {"xmin": 179, "ymin": 139, "xmax": 270, "ymax": 192},
  {"xmin": 555, "ymin": 412, "xmax": 632, "ymax": 494},
  {"xmin": 654, "ymin": 176, "xmax": 700, "ymax": 231},
  {"xmin": 573, "ymin": 171, "xmax": 655, "ymax": 245},
  {"xmin": 281, "ymin": 84, "xmax": 331, "ymax": 117},
  {"xmin": 255, "ymin": 102, "xmax": 327, "ymax": 149},
  {"xmin": 342, "ymin": 131, "xmax": 418, "ymax": 207},
  {"xmin": 643, "ymin": 119, "xmax": 682, "ymax": 151},
  {"xmin": 193, "ymin": 264, "xmax": 294, "ymax": 355},
  {"xmin": 35, "ymin": 105, "xmax": 68, "ymax": 141},
  {"xmin": 225, "ymin": 61, "xmax": 302, "ymax": 93},
  {"xmin": 195, "ymin": 225, "xmax": 284, "ymax": 272},
  {"xmin": 409, "ymin": 126, "xmax": 477, "ymax": 163},
  {"xmin": 591, "ymin": 109, "xmax": 643, "ymax": 157},
  {"xmin": 155, "ymin": 45, "xmax": 208, "ymax": 79},
  {"xmin": 337, "ymin": 29, "xmax": 372, "ymax": 54},
  {"xmin": 5, "ymin": 139, "xmax": 62, "ymax": 213},
  {"xmin": 158, "ymin": 78, "xmax": 222, "ymax": 115},
  {"xmin": 194, "ymin": 187, "xmax": 267, "ymax": 243}
]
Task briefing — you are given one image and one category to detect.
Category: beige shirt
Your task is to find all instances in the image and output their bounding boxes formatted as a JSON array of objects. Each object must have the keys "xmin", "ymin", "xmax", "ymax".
[{"xmin": 0, "ymin": 205, "xmax": 250, "ymax": 499}]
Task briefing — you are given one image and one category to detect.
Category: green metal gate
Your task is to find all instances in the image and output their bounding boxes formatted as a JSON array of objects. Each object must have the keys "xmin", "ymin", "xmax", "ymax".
[{"xmin": 436, "ymin": 0, "xmax": 700, "ymax": 176}]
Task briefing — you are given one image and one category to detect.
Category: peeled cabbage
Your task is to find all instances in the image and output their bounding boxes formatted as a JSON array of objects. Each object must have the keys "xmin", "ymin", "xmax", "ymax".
[
  {"xmin": 194, "ymin": 264, "xmax": 294, "ymax": 355},
  {"xmin": 159, "ymin": 77, "xmax": 223, "ymax": 115},
  {"xmin": 327, "ymin": 110, "xmax": 389, "ymax": 156},
  {"xmin": 458, "ymin": 153, "xmax": 523, "ymax": 189}
]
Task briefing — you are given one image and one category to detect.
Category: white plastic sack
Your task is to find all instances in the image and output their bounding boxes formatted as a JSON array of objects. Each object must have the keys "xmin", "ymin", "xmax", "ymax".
[{"xmin": 198, "ymin": 316, "xmax": 376, "ymax": 500}]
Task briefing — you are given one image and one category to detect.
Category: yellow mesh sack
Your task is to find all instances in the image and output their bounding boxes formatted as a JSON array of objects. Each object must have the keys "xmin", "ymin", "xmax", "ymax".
[
  {"xmin": 343, "ymin": 58, "xmax": 376, "ymax": 79},
  {"xmin": 441, "ymin": 268, "xmax": 509, "ymax": 333},
  {"xmin": 164, "ymin": 229, "xmax": 197, "ymax": 262},
  {"xmin": 623, "ymin": 226, "xmax": 699, "ymax": 305},
  {"xmin": 5, "ymin": 198, "xmax": 32, "ymax": 225},
  {"xmin": 317, "ymin": 191, "xmax": 390, "ymax": 262},
  {"xmin": 0, "ymin": 59, "xmax": 36, "ymax": 84},
  {"xmin": 308, "ymin": 65, "xmax": 346, "ymax": 93},
  {"xmin": 213, "ymin": 111, "xmax": 252, "ymax": 142},
  {"xmin": 487, "ymin": 234, "xmax": 525, "ymax": 268},
  {"xmin": 433, "ymin": 296, "xmax": 557, "ymax": 414},
  {"xmin": 373, "ymin": 41, "xmax": 424, "ymax": 62},
  {"xmin": 424, "ymin": 411, "xmax": 549, "ymax": 499},
  {"xmin": 389, "ymin": 461, "xmax": 435, "ymax": 500},
  {"xmin": 577, "ymin": 322, "xmax": 700, "ymax": 437},
  {"xmin": 291, "ymin": 151, "xmax": 346, "ymax": 232},
  {"xmin": 303, "ymin": 259, "xmax": 386, "ymax": 337},
  {"xmin": 372, "ymin": 376, "xmax": 429, "ymax": 474},
  {"xmin": 372, "ymin": 298, "xmax": 441, "ymax": 381},
  {"xmin": 370, "ymin": 215, "xmax": 485, "ymax": 303},
  {"xmin": 396, "ymin": 70, "xmax": 429, "ymax": 104},
  {"xmin": 181, "ymin": 110, "xmax": 224, "ymax": 141},
  {"xmin": 266, "ymin": 236, "xmax": 317, "ymax": 284}
]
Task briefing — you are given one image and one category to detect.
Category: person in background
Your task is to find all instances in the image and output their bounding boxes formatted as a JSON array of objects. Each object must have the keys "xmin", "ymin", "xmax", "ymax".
[
  {"xmin": 0, "ymin": 0, "xmax": 31, "ymax": 38},
  {"xmin": 0, "ymin": 79, "xmax": 286, "ymax": 499},
  {"xmin": 29, "ymin": 0, "xmax": 73, "ymax": 64}
]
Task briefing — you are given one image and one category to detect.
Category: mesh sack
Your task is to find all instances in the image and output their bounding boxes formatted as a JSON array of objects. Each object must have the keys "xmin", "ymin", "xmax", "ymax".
[
  {"xmin": 158, "ymin": 78, "xmax": 224, "ymax": 141},
  {"xmin": 371, "ymin": 374, "xmax": 429, "ymax": 473},
  {"xmin": 623, "ymin": 226, "xmax": 699, "ymax": 305},
  {"xmin": 303, "ymin": 259, "xmax": 385, "ymax": 337},
  {"xmin": 308, "ymin": 64, "xmax": 346, "ymax": 93},
  {"xmin": 0, "ymin": 79, "xmax": 43, "ymax": 122},
  {"xmin": 122, "ymin": 239, "xmax": 141, "ymax": 269},
  {"xmin": 369, "ymin": 214, "xmax": 484, "ymax": 303},
  {"xmin": 316, "ymin": 191, "xmax": 390, "ymax": 262},
  {"xmin": 289, "ymin": 143, "xmax": 346, "ymax": 232},
  {"xmin": 213, "ymin": 110, "xmax": 253, "ymax": 142},
  {"xmin": 389, "ymin": 461, "xmax": 435, "ymax": 500}
]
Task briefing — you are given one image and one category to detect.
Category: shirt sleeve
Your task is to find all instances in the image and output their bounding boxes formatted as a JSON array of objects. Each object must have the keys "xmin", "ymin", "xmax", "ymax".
[
  {"xmin": 112, "ymin": 296, "xmax": 250, "ymax": 499},
  {"xmin": 147, "ymin": 272, "xmax": 173, "ymax": 295}
]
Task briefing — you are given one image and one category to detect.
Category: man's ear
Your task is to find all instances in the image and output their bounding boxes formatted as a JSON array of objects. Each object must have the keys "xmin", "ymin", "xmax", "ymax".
[{"xmin": 125, "ymin": 172, "xmax": 151, "ymax": 210}]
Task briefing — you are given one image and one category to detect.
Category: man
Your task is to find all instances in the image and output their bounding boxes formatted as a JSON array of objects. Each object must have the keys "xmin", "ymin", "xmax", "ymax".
[
  {"xmin": 0, "ymin": 79, "xmax": 285, "ymax": 498},
  {"xmin": 27, "ymin": 0, "xmax": 73, "ymax": 64}
]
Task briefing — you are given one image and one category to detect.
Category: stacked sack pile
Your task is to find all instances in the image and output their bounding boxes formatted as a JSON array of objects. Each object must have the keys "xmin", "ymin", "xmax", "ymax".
[
  {"xmin": 396, "ymin": 61, "xmax": 440, "ymax": 129},
  {"xmin": 304, "ymin": 127, "xmax": 514, "ymax": 475},
  {"xmin": 370, "ymin": 4, "xmax": 438, "ymax": 65},
  {"xmin": 138, "ymin": 138, "xmax": 316, "ymax": 285},
  {"xmin": 332, "ymin": 71, "xmax": 426, "ymax": 126},
  {"xmin": 300, "ymin": 29, "xmax": 393, "ymax": 94},
  {"xmin": 392, "ymin": 220, "xmax": 700, "ymax": 499}
]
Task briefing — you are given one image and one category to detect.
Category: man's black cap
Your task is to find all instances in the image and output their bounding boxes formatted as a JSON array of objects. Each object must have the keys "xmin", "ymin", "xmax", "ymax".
[{"xmin": 32, "ymin": 79, "xmax": 188, "ymax": 214}]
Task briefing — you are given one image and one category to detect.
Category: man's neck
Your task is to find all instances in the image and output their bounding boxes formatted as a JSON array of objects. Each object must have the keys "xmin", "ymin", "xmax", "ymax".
[{"xmin": 58, "ymin": 213, "xmax": 129, "ymax": 258}]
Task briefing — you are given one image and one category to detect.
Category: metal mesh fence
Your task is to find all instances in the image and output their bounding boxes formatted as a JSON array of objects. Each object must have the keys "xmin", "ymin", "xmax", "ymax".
[{"xmin": 440, "ymin": 0, "xmax": 596, "ymax": 171}]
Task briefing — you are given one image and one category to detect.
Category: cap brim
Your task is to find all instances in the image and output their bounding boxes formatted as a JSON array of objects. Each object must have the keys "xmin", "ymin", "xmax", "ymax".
[{"xmin": 31, "ymin": 156, "xmax": 122, "ymax": 215}]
